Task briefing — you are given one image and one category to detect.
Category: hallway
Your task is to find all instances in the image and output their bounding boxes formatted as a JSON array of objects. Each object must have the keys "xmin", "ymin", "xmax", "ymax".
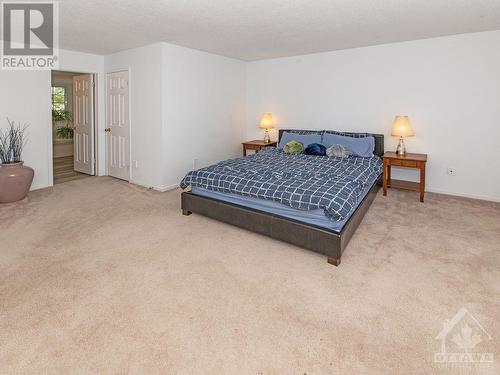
[{"xmin": 53, "ymin": 156, "xmax": 90, "ymax": 184}]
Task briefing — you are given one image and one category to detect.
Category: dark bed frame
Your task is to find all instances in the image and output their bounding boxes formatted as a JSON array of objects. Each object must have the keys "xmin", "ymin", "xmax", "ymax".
[{"xmin": 181, "ymin": 130, "xmax": 384, "ymax": 266}]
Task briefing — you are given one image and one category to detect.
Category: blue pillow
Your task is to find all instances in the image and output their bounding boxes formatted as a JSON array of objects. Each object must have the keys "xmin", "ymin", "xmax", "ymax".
[
  {"xmin": 322, "ymin": 133, "xmax": 375, "ymax": 157},
  {"xmin": 278, "ymin": 132, "xmax": 322, "ymax": 149},
  {"xmin": 304, "ymin": 143, "xmax": 326, "ymax": 156}
]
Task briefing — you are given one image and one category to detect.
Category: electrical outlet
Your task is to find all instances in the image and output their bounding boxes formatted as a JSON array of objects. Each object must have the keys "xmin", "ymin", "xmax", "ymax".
[
  {"xmin": 133, "ymin": 160, "xmax": 139, "ymax": 169},
  {"xmin": 446, "ymin": 167, "xmax": 456, "ymax": 176},
  {"xmin": 193, "ymin": 158, "xmax": 199, "ymax": 169}
]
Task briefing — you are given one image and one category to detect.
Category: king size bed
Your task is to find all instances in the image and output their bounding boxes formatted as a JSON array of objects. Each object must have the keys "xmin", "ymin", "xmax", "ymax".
[{"xmin": 180, "ymin": 129, "xmax": 384, "ymax": 266}]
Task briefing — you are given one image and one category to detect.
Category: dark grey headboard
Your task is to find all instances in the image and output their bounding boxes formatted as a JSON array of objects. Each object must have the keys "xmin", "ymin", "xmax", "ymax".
[{"xmin": 278, "ymin": 129, "xmax": 385, "ymax": 157}]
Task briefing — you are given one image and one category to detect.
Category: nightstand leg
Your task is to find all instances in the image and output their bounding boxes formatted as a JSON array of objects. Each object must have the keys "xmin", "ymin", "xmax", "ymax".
[
  {"xmin": 243, "ymin": 145, "xmax": 247, "ymax": 156},
  {"xmin": 420, "ymin": 164, "xmax": 426, "ymax": 202},
  {"xmin": 383, "ymin": 159, "xmax": 388, "ymax": 196}
]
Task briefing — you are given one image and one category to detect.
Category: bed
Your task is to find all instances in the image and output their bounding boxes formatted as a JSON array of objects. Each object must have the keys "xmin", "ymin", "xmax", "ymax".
[{"xmin": 180, "ymin": 129, "xmax": 384, "ymax": 266}]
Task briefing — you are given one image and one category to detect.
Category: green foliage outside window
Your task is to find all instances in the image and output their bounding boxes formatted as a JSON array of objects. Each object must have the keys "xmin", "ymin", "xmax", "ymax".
[{"xmin": 52, "ymin": 86, "xmax": 66, "ymax": 111}]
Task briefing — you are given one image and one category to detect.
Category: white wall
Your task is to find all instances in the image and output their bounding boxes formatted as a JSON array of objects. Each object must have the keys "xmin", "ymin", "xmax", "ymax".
[
  {"xmin": 3, "ymin": 31, "xmax": 498, "ymax": 202},
  {"xmin": 103, "ymin": 42, "xmax": 246, "ymax": 191},
  {"xmin": 161, "ymin": 43, "xmax": 246, "ymax": 188},
  {"xmin": 246, "ymin": 31, "xmax": 500, "ymax": 202},
  {"xmin": 105, "ymin": 43, "xmax": 164, "ymax": 189},
  {"xmin": 0, "ymin": 69, "xmax": 51, "ymax": 190},
  {"xmin": 0, "ymin": 49, "xmax": 105, "ymax": 190}
]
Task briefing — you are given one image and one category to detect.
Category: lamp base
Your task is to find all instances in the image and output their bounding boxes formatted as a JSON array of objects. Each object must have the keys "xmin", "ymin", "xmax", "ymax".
[
  {"xmin": 396, "ymin": 137, "xmax": 406, "ymax": 155},
  {"xmin": 263, "ymin": 129, "xmax": 271, "ymax": 143}
]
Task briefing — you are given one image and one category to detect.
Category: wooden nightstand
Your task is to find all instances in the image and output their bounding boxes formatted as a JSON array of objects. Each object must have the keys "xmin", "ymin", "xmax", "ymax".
[
  {"xmin": 383, "ymin": 152, "xmax": 428, "ymax": 202},
  {"xmin": 242, "ymin": 140, "xmax": 278, "ymax": 156}
]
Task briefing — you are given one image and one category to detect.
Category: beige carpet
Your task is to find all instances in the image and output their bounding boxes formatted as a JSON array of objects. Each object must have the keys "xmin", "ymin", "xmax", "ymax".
[{"xmin": 1, "ymin": 177, "xmax": 499, "ymax": 374}]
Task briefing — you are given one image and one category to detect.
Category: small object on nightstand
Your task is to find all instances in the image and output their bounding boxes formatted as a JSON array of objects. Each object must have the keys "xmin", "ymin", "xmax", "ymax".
[
  {"xmin": 391, "ymin": 116, "xmax": 414, "ymax": 156},
  {"xmin": 259, "ymin": 113, "xmax": 275, "ymax": 143},
  {"xmin": 382, "ymin": 151, "xmax": 427, "ymax": 202},
  {"xmin": 242, "ymin": 140, "xmax": 277, "ymax": 156}
]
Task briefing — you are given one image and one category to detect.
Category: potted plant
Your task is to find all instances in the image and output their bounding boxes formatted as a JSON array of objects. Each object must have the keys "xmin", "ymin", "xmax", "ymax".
[
  {"xmin": 52, "ymin": 109, "xmax": 74, "ymax": 158},
  {"xmin": 0, "ymin": 119, "xmax": 34, "ymax": 203},
  {"xmin": 52, "ymin": 109, "xmax": 74, "ymax": 139}
]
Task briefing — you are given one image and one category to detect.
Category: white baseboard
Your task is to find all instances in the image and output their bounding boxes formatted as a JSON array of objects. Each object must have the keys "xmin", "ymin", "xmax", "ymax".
[
  {"xmin": 30, "ymin": 182, "xmax": 50, "ymax": 191},
  {"xmin": 426, "ymin": 187, "xmax": 500, "ymax": 203},
  {"xmin": 152, "ymin": 184, "xmax": 178, "ymax": 192},
  {"xmin": 29, "ymin": 177, "xmax": 499, "ymax": 202},
  {"xmin": 128, "ymin": 179, "xmax": 178, "ymax": 192}
]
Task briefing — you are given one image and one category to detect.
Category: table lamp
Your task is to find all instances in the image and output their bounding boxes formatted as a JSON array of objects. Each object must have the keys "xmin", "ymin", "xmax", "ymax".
[
  {"xmin": 391, "ymin": 116, "xmax": 414, "ymax": 155},
  {"xmin": 259, "ymin": 113, "xmax": 274, "ymax": 143}
]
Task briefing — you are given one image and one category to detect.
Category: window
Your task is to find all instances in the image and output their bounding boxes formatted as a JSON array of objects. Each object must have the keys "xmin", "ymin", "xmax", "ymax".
[{"xmin": 52, "ymin": 86, "xmax": 66, "ymax": 111}]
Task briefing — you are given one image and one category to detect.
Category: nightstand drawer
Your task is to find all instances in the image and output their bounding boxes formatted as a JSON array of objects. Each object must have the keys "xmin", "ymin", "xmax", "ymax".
[
  {"xmin": 390, "ymin": 159, "xmax": 417, "ymax": 168},
  {"xmin": 245, "ymin": 144, "xmax": 260, "ymax": 150}
]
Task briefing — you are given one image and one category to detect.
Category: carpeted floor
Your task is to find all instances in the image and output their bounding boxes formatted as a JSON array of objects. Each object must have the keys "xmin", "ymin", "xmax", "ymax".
[{"xmin": 1, "ymin": 177, "xmax": 499, "ymax": 374}]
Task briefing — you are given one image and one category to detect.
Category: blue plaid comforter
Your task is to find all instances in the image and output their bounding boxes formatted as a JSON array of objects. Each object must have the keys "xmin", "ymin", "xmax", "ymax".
[{"xmin": 180, "ymin": 148, "xmax": 382, "ymax": 221}]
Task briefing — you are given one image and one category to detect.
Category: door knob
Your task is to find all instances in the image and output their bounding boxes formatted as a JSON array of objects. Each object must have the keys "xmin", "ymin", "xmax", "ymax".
[{"xmin": 104, "ymin": 128, "xmax": 111, "ymax": 132}]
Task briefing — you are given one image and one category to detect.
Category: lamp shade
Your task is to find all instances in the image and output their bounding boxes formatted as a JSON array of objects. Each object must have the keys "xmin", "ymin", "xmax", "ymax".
[
  {"xmin": 391, "ymin": 116, "xmax": 414, "ymax": 137},
  {"xmin": 259, "ymin": 113, "xmax": 274, "ymax": 129}
]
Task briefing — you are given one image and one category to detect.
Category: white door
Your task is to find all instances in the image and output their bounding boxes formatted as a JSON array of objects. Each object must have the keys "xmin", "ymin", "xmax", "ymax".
[
  {"xmin": 73, "ymin": 74, "xmax": 95, "ymax": 175},
  {"xmin": 106, "ymin": 71, "xmax": 130, "ymax": 181}
]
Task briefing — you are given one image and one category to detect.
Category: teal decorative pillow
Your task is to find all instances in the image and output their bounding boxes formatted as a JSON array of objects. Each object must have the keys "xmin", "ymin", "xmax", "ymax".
[{"xmin": 284, "ymin": 140, "xmax": 304, "ymax": 154}]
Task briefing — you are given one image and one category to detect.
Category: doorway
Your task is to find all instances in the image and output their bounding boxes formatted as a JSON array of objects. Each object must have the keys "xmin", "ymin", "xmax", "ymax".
[{"xmin": 51, "ymin": 71, "xmax": 96, "ymax": 184}]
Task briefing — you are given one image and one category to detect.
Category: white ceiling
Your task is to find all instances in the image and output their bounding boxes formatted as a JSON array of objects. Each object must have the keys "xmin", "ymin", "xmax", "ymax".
[{"xmin": 59, "ymin": 0, "xmax": 500, "ymax": 61}]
